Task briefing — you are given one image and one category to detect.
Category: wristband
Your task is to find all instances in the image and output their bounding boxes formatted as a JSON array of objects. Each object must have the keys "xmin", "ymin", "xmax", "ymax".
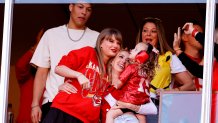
[
  {"xmin": 31, "ymin": 105, "xmax": 39, "ymax": 109},
  {"xmin": 174, "ymin": 48, "xmax": 181, "ymax": 51},
  {"xmin": 192, "ymin": 28, "xmax": 198, "ymax": 37}
]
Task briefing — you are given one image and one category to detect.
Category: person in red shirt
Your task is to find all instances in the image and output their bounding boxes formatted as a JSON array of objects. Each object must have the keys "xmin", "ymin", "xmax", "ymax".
[
  {"xmin": 101, "ymin": 49, "xmax": 158, "ymax": 123},
  {"xmin": 15, "ymin": 28, "xmax": 44, "ymax": 123},
  {"xmin": 42, "ymin": 28, "xmax": 122, "ymax": 123},
  {"xmin": 105, "ymin": 42, "xmax": 159, "ymax": 123}
]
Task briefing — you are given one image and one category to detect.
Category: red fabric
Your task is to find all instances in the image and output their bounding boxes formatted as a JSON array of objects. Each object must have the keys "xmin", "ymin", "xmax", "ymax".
[
  {"xmin": 15, "ymin": 50, "xmax": 34, "ymax": 123},
  {"xmin": 100, "ymin": 85, "xmax": 116, "ymax": 123},
  {"xmin": 212, "ymin": 61, "xmax": 218, "ymax": 91},
  {"xmin": 186, "ymin": 53, "xmax": 203, "ymax": 90},
  {"xmin": 115, "ymin": 64, "xmax": 150, "ymax": 105},
  {"xmin": 136, "ymin": 51, "xmax": 149, "ymax": 64},
  {"xmin": 52, "ymin": 47, "xmax": 102, "ymax": 123},
  {"xmin": 211, "ymin": 61, "xmax": 218, "ymax": 123}
]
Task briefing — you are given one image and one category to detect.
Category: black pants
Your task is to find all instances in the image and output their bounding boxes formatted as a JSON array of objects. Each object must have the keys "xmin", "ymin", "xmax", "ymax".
[
  {"xmin": 41, "ymin": 102, "xmax": 52, "ymax": 122},
  {"xmin": 42, "ymin": 108, "xmax": 83, "ymax": 123}
]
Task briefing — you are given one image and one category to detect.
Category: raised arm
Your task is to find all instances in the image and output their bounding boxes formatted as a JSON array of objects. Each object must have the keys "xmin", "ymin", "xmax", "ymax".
[{"xmin": 173, "ymin": 26, "xmax": 203, "ymax": 78}]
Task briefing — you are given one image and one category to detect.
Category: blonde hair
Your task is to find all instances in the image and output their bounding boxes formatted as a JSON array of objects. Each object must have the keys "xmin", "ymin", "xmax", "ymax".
[
  {"xmin": 136, "ymin": 17, "xmax": 174, "ymax": 55},
  {"xmin": 107, "ymin": 49, "xmax": 129, "ymax": 83}
]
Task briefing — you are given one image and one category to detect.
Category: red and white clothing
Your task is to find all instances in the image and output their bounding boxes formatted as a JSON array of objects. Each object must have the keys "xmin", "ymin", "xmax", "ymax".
[
  {"xmin": 113, "ymin": 64, "xmax": 150, "ymax": 105},
  {"xmin": 30, "ymin": 25, "xmax": 99, "ymax": 105},
  {"xmin": 185, "ymin": 53, "xmax": 203, "ymax": 91},
  {"xmin": 51, "ymin": 47, "xmax": 103, "ymax": 123},
  {"xmin": 100, "ymin": 64, "xmax": 154, "ymax": 123}
]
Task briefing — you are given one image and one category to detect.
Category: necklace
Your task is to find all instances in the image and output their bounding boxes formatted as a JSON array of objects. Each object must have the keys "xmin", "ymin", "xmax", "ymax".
[{"xmin": 66, "ymin": 24, "xmax": 87, "ymax": 42}]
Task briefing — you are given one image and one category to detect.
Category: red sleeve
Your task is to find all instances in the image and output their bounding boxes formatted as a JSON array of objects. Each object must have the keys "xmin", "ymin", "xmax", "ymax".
[
  {"xmin": 58, "ymin": 49, "xmax": 80, "ymax": 70},
  {"xmin": 15, "ymin": 50, "xmax": 34, "ymax": 84},
  {"xmin": 58, "ymin": 47, "xmax": 94, "ymax": 70},
  {"xmin": 119, "ymin": 64, "xmax": 136, "ymax": 85}
]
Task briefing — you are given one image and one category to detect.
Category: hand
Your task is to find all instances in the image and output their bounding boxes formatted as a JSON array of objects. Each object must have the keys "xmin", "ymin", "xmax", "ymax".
[
  {"xmin": 116, "ymin": 101, "xmax": 139, "ymax": 112},
  {"xmin": 155, "ymin": 88, "xmax": 164, "ymax": 98},
  {"xmin": 182, "ymin": 22, "xmax": 194, "ymax": 35},
  {"xmin": 77, "ymin": 74, "xmax": 90, "ymax": 89},
  {"xmin": 112, "ymin": 78, "xmax": 122, "ymax": 89},
  {"xmin": 173, "ymin": 27, "xmax": 181, "ymax": 50},
  {"xmin": 58, "ymin": 80, "xmax": 78, "ymax": 94},
  {"xmin": 31, "ymin": 106, "xmax": 41, "ymax": 123}
]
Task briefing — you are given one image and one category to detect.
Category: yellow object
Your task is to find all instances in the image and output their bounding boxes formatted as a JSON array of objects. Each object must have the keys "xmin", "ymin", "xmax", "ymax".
[{"xmin": 150, "ymin": 51, "xmax": 172, "ymax": 93}]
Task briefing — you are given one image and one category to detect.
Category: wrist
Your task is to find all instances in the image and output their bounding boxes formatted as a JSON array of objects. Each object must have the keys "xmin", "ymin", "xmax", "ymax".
[
  {"xmin": 174, "ymin": 47, "xmax": 181, "ymax": 51},
  {"xmin": 31, "ymin": 105, "xmax": 40, "ymax": 109},
  {"xmin": 130, "ymin": 104, "xmax": 139, "ymax": 112},
  {"xmin": 76, "ymin": 73, "xmax": 83, "ymax": 79},
  {"xmin": 174, "ymin": 48, "xmax": 182, "ymax": 55}
]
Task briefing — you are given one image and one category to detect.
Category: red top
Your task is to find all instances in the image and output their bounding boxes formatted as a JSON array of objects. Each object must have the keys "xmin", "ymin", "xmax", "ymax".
[
  {"xmin": 114, "ymin": 64, "xmax": 150, "ymax": 105},
  {"xmin": 15, "ymin": 50, "xmax": 34, "ymax": 123},
  {"xmin": 52, "ymin": 47, "xmax": 103, "ymax": 123},
  {"xmin": 212, "ymin": 61, "xmax": 218, "ymax": 91}
]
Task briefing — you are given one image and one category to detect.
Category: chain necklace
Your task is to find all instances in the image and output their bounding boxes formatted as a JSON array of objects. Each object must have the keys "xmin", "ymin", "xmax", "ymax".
[{"xmin": 66, "ymin": 24, "xmax": 87, "ymax": 42}]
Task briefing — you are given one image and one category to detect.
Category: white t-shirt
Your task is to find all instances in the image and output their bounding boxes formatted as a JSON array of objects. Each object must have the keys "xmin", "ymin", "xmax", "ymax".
[{"xmin": 30, "ymin": 25, "xmax": 99, "ymax": 104}]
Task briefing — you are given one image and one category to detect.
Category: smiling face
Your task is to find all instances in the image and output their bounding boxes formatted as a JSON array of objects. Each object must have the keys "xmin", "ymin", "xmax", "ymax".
[
  {"xmin": 69, "ymin": 3, "xmax": 92, "ymax": 29},
  {"xmin": 141, "ymin": 22, "xmax": 158, "ymax": 47},
  {"xmin": 129, "ymin": 42, "xmax": 148, "ymax": 60},
  {"xmin": 111, "ymin": 50, "xmax": 130, "ymax": 73},
  {"xmin": 100, "ymin": 35, "xmax": 121, "ymax": 61}
]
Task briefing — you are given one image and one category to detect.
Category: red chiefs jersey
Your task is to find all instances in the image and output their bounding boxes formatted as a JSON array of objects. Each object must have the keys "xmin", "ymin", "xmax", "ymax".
[
  {"xmin": 112, "ymin": 64, "xmax": 150, "ymax": 105},
  {"xmin": 15, "ymin": 50, "xmax": 35, "ymax": 123},
  {"xmin": 51, "ymin": 47, "xmax": 103, "ymax": 123}
]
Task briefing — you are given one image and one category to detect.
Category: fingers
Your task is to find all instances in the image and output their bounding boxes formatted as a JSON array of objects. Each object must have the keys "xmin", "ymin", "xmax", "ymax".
[
  {"xmin": 156, "ymin": 88, "xmax": 164, "ymax": 98},
  {"xmin": 178, "ymin": 27, "xmax": 181, "ymax": 37},
  {"xmin": 38, "ymin": 112, "xmax": 41, "ymax": 122},
  {"xmin": 82, "ymin": 81, "xmax": 90, "ymax": 89},
  {"xmin": 182, "ymin": 23, "xmax": 189, "ymax": 30},
  {"xmin": 173, "ymin": 27, "xmax": 181, "ymax": 49},
  {"xmin": 59, "ymin": 81, "xmax": 78, "ymax": 94},
  {"xmin": 31, "ymin": 107, "xmax": 41, "ymax": 123}
]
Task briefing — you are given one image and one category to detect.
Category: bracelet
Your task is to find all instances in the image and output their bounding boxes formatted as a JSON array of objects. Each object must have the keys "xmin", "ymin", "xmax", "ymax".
[
  {"xmin": 31, "ymin": 105, "xmax": 39, "ymax": 109},
  {"xmin": 174, "ymin": 48, "xmax": 181, "ymax": 51},
  {"xmin": 192, "ymin": 28, "xmax": 198, "ymax": 37}
]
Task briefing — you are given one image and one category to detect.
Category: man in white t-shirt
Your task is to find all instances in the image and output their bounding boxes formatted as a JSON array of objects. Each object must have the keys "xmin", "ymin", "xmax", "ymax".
[{"xmin": 30, "ymin": 2, "xmax": 99, "ymax": 123}]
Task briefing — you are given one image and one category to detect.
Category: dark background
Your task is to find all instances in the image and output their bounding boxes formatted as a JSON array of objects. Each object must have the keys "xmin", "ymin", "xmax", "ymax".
[{"xmin": 0, "ymin": 3, "xmax": 208, "ymax": 65}]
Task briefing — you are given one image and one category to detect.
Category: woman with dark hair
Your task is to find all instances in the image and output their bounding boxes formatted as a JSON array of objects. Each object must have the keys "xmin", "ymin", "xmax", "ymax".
[{"xmin": 136, "ymin": 17, "xmax": 195, "ymax": 123}]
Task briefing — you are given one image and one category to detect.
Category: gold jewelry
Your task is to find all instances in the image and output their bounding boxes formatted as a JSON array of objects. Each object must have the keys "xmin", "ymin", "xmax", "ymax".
[
  {"xmin": 174, "ymin": 48, "xmax": 181, "ymax": 51},
  {"xmin": 66, "ymin": 24, "xmax": 86, "ymax": 42}
]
